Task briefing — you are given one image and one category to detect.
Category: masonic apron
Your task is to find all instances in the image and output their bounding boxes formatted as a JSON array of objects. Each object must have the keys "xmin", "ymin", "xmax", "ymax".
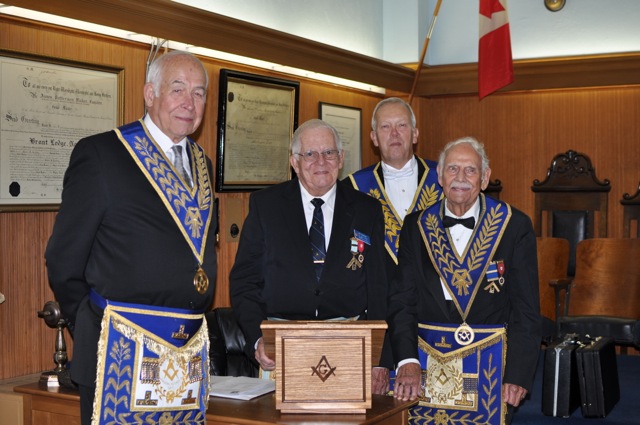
[{"xmin": 402, "ymin": 195, "xmax": 512, "ymax": 425}]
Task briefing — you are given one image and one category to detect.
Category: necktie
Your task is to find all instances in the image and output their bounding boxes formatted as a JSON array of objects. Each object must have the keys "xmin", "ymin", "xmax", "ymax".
[
  {"xmin": 443, "ymin": 215, "xmax": 475, "ymax": 230},
  {"xmin": 171, "ymin": 145, "xmax": 192, "ymax": 187},
  {"xmin": 309, "ymin": 198, "xmax": 326, "ymax": 281}
]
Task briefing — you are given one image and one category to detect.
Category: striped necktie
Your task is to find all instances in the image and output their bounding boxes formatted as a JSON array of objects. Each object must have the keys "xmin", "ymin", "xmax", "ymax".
[
  {"xmin": 309, "ymin": 198, "xmax": 326, "ymax": 281},
  {"xmin": 171, "ymin": 145, "xmax": 192, "ymax": 187}
]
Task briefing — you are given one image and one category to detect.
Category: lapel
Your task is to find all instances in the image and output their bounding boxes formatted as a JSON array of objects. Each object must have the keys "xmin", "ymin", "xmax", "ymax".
[{"xmin": 325, "ymin": 182, "xmax": 354, "ymax": 268}]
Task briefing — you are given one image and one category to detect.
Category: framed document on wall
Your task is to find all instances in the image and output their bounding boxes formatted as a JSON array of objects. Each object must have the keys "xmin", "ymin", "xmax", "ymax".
[
  {"xmin": 319, "ymin": 102, "xmax": 362, "ymax": 180},
  {"xmin": 216, "ymin": 69, "xmax": 299, "ymax": 192},
  {"xmin": 0, "ymin": 50, "xmax": 123, "ymax": 211}
]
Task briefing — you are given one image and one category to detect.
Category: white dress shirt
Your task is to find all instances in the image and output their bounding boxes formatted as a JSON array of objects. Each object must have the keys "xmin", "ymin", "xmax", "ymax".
[{"xmin": 381, "ymin": 157, "xmax": 418, "ymax": 220}]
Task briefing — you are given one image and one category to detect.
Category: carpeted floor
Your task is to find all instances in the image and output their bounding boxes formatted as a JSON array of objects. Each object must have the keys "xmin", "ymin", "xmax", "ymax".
[{"xmin": 513, "ymin": 349, "xmax": 640, "ymax": 424}]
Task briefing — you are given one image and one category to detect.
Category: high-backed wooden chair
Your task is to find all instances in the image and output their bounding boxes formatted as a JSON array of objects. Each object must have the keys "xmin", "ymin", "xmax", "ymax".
[
  {"xmin": 551, "ymin": 238, "xmax": 640, "ymax": 351},
  {"xmin": 536, "ymin": 237, "xmax": 570, "ymax": 342},
  {"xmin": 482, "ymin": 178, "xmax": 502, "ymax": 200},
  {"xmin": 531, "ymin": 150, "xmax": 610, "ymax": 276},
  {"xmin": 621, "ymin": 181, "xmax": 640, "ymax": 238}
]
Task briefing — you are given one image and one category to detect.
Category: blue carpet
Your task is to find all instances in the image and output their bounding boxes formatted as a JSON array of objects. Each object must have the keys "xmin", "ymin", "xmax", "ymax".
[{"xmin": 513, "ymin": 350, "xmax": 640, "ymax": 424}]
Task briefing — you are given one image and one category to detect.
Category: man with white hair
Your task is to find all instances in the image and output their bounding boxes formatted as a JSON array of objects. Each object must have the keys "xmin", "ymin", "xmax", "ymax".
[{"xmin": 388, "ymin": 137, "xmax": 540, "ymax": 425}]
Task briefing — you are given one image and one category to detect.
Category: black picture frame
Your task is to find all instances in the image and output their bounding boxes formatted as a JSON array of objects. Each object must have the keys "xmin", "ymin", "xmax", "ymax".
[{"xmin": 216, "ymin": 69, "xmax": 299, "ymax": 192}]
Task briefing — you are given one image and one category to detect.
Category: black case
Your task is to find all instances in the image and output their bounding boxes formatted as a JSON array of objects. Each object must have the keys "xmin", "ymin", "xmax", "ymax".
[
  {"xmin": 542, "ymin": 337, "xmax": 581, "ymax": 417},
  {"xmin": 575, "ymin": 336, "xmax": 620, "ymax": 417}
]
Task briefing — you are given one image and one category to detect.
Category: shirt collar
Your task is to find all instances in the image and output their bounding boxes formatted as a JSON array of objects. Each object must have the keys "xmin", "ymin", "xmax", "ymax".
[
  {"xmin": 445, "ymin": 197, "xmax": 480, "ymax": 220},
  {"xmin": 298, "ymin": 181, "xmax": 337, "ymax": 208},
  {"xmin": 381, "ymin": 156, "xmax": 417, "ymax": 180},
  {"xmin": 143, "ymin": 114, "xmax": 188, "ymax": 153}
]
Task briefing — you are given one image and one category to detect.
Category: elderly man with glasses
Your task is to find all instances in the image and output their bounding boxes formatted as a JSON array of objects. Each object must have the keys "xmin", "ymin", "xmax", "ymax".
[{"xmin": 230, "ymin": 119, "xmax": 393, "ymax": 393}]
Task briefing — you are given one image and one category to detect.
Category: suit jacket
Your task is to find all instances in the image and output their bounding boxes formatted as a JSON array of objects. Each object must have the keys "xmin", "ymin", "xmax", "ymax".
[
  {"xmin": 387, "ymin": 197, "xmax": 541, "ymax": 390},
  {"xmin": 229, "ymin": 178, "xmax": 392, "ymax": 367},
  {"xmin": 45, "ymin": 128, "xmax": 217, "ymax": 387}
]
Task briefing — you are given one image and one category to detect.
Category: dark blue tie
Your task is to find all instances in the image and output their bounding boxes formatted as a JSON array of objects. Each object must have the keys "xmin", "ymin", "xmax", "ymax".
[{"xmin": 309, "ymin": 198, "xmax": 326, "ymax": 281}]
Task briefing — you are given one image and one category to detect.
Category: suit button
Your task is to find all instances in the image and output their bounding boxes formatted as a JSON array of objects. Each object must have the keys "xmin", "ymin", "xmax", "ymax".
[{"xmin": 314, "ymin": 289, "xmax": 321, "ymax": 296}]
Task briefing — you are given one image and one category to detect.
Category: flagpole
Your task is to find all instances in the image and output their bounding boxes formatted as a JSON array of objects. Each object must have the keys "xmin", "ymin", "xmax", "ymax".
[{"xmin": 408, "ymin": 0, "xmax": 443, "ymax": 105}]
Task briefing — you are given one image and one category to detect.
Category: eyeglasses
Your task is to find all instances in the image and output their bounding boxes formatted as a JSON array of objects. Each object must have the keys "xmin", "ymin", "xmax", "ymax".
[
  {"xmin": 294, "ymin": 149, "xmax": 341, "ymax": 163},
  {"xmin": 444, "ymin": 165, "xmax": 479, "ymax": 177}
]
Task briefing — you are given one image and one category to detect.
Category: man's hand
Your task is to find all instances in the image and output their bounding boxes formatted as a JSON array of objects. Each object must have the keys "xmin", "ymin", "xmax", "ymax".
[
  {"xmin": 371, "ymin": 367, "xmax": 390, "ymax": 395},
  {"xmin": 254, "ymin": 337, "xmax": 276, "ymax": 371},
  {"xmin": 503, "ymin": 383, "xmax": 527, "ymax": 407},
  {"xmin": 393, "ymin": 363, "xmax": 422, "ymax": 401}
]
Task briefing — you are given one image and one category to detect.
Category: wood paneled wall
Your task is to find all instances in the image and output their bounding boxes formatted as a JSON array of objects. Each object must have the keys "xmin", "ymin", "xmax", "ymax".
[
  {"xmin": 411, "ymin": 87, "xmax": 640, "ymax": 238},
  {"xmin": 2, "ymin": 15, "xmax": 639, "ymax": 379},
  {"xmin": 0, "ymin": 16, "xmax": 383, "ymax": 379}
]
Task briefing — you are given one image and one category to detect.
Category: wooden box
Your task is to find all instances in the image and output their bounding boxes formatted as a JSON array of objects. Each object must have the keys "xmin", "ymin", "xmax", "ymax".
[{"xmin": 260, "ymin": 320, "xmax": 387, "ymax": 414}]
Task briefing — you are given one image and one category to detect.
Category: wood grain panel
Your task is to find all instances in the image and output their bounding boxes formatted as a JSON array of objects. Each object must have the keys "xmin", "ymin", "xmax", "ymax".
[
  {"xmin": 0, "ymin": 15, "xmax": 384, "ymax": 378},
  {"xmin": 415, "ymin": 86, "xmax": 640, "ymax": 240}
]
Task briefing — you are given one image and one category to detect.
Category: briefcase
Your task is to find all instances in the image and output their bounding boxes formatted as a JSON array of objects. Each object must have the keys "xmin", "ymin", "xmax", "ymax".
[
  {"xmin": 541, "ymin": 336, "xmax": 581, "ymax": 417},
  {"xmin": 575, "ymin": 336, "xmax": 620, "ymax": 417}
]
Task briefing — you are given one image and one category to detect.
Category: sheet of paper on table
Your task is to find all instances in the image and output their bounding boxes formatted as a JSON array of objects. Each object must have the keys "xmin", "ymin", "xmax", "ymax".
[{"xmin": 209, "ymin": 375, "xmax": 275, "ymax": 400}]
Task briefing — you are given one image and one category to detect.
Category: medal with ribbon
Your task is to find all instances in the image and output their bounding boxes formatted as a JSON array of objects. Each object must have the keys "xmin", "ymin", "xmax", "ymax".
[
  {"xmin": 484, "ymin": 259, "xmax": 505, "ymax": 293},
  {"xmin": 346, "ymin": 229, "xmax": 370, "ymax": 270}
]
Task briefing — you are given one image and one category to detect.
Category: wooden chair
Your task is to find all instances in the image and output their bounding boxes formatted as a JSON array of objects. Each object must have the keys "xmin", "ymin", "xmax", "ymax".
[
  {"xmin": 536, "ymin": 237, "xmax": 570, "ymax": 343},
  {"xmin": 551, "ymin": 238, "xmax": 640, "ymax": 351},
  {"xmin": 621, "ymin": 181, "xmax": 640, "ymax": 238},
  {"xmin": 482, "ymin": 178, "xmax": 502, "ymax": 200},
  {"xmin": 531, "ymin": 150, "xmax": 610, "ymax": 276}
]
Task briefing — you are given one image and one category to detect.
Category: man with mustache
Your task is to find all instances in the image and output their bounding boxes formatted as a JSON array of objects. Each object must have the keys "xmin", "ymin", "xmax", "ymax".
[{"xmin": 388, "ymin": 137, "xmax": 540, "ymax": 425}]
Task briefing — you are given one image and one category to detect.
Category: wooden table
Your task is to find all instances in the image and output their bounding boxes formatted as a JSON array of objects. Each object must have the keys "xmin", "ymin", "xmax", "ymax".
[{"xmin": 14, "ymin": 382, "xmax": 415, "ymax": 425}]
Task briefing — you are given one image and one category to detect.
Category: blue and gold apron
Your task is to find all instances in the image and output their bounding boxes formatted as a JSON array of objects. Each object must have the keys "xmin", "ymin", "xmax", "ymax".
[
  {"xmin": 91, "ymin": 293, "xmax": 209, "ymax": 425},
  {"xmin": 401, "ymin": 195, "xmax": 512, "ymax": 425}
]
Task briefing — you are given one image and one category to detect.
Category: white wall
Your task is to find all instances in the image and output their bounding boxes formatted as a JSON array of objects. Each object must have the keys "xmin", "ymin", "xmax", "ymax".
[
  {"xmin": 427, "ymin": 0, "xmax": 640, "ymax": 65},
  {"xmin": 178, "ymin": 0, "xmax": 384, "ymax": 59},
  {"xmin": 179, "ymin": 0, "xmax": 640, "ymax": 65}
]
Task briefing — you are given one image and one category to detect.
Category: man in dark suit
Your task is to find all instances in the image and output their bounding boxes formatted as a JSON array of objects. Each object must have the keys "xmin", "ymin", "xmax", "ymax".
[
  {"xmin": 230, "ymin": 119, "xmax": 391, "ymax": 392},
  {"xmin": 388, "ymin": 137, "xmax": 540, "ymax": 424},
  {"xmin": 45, "ymin": 51, "xmax": 217, "ymax": 425}
]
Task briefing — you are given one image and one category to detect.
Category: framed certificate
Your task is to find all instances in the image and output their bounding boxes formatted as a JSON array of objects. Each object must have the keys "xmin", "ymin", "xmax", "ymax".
[
  {"xmin": 216, "ymin": 69, "xmax": 299, "ymax": 192},
  {"xmin": 319, "ymin": 102, "xmax": 362, "ymax": 180},
  {"xmin": 0, "ymin": 50, "xmax": 123, "ymax": 211}
]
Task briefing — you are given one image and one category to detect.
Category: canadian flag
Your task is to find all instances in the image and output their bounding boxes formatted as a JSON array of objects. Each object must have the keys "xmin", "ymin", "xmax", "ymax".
[{"xmin": 478, "ymin": 0, "xmax": 514, "ymax": 99}]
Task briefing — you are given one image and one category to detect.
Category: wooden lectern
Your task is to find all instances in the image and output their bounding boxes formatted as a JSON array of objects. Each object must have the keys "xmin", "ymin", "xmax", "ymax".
[{"xmin": 261, "ymin": 320, "xmax": 387, "ymax": 414}]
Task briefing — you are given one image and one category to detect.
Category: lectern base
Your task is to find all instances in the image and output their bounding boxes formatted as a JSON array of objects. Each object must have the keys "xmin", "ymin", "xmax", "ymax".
[{"xmin": 261, "ymin": 320, "xmax": 387, "ymax": 414}]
